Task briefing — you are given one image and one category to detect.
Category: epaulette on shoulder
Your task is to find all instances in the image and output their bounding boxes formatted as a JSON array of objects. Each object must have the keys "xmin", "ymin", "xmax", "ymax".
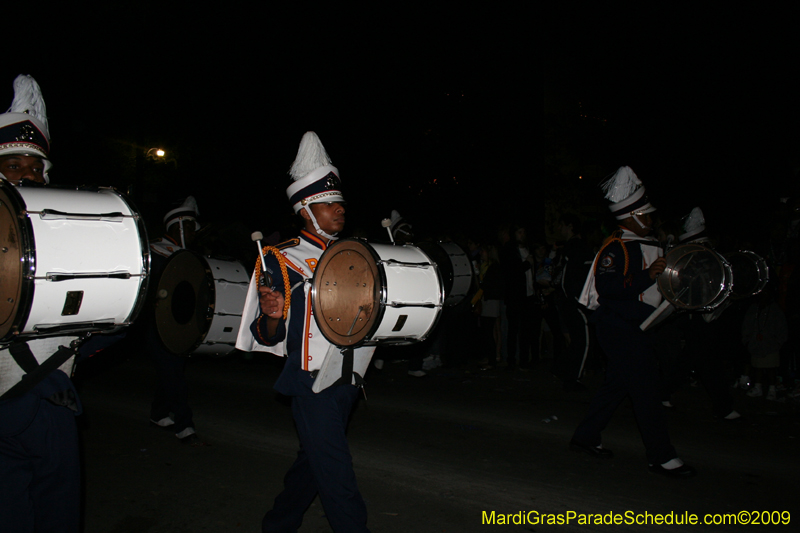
[{"xmin": 275, "ymin": 237, "xmax": 300, "ymax": 250}]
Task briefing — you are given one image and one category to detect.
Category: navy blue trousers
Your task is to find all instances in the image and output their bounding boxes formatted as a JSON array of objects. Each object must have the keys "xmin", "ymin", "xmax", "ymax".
[
  {"xmin": 0, "ymin": 399, "xmax": 80, "ymax": 533},
  {"xmin": 148, "ymin": 326, "xmax": 194, "ymax": 434},
  {"xmin": 263, "ymin": 385, "xmax": 369, "ymax": 533},
  {"xmin": 572, "ymin": 314, "xmax": 677, "ymax": 465}
]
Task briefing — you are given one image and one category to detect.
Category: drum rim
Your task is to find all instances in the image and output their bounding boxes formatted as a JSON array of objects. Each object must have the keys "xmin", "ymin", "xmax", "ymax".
[
  {"xmin": 156, "ymin": 249, "xmax": 216, "ymax": 355},
  {"xmin": 0, "ymin": 182, "xmax": 36, "ymax": 342},
  {"xmin": 311, "ymin": 238, "xmax": 386, "ymax": 348},
  {"xmin": 659, "ymin": 243, "xmax": 732, "ymax": 310},
  {"xmin": 118, "ymin": 188, "xmax": 151, "ymax": 329},
  {"xmin": 723, "ymin": 249, "xmax": 770, "ymax": 300},
  {"xmin": 417, "ymin": 240, "xmax": 474, "ymax": 307}
]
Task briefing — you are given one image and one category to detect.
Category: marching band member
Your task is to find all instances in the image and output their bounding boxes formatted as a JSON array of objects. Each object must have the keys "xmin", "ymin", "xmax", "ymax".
[
  {"xmin": 570, "ymin": 166, "xmax": 696, "ymax": 478},
  {"xmin": 237, "ymin": 131, "xmax": 371, "ymax": 532},
  {"xmin": 660, "ymin": 208, "xmax": 741, "ymax": 418},
  {"xmin": 147, "ymin": 196, "xmax": 205, "ymax": 444},
  {"xmin": 0, "ymin": 74, "xmax": 82, "ymax": 532}
]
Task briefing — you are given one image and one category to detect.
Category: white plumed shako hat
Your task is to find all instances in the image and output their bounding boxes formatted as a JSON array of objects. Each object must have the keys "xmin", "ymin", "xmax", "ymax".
[
  {"xmin": 0, "ymin": 74, "xmax": 51, "ymax": 182},
  {"xmin": 679, "ymin": 207, "xmax": 707, "ymax": 243},
  {"xmin": 285, "ymin": 132, "xmax": 344, "ymax": 241},
  {"xmin": 286, "ymin": 131, "xmax": 344, "ymax": 213},
  {"xmin": 601, "ymin": 166, "xmax": 656, "ymax": 220}
]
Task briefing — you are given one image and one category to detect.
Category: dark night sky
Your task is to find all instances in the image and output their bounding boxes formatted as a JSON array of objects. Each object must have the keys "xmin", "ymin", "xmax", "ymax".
[
  {"xmin": 3, "ymin": 9, "xmax": 797, "ymax": 251},
  {"xmin": 544, "ymin": 9, "xmax": 800, "ymax": 239},
  {"xmin": 4, "ymin": 8, "xmax": 511, "ymax": 252}
]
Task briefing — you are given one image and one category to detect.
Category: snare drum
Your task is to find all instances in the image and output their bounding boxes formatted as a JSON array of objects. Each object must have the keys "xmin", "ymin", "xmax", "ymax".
[
  {"xmin": 311, "ymin": 239, "xmax": 443, "ymax": 347},
  {"xmin": 658, "ymin": 244, "xmax": 732, "ymax": 310},
  {"xmin": 724, "ymin": 250, "xmax": 769, "ymax": 299},
  {"xmin": 417, "ymin": 241, "xmax": 474, "ymax": 306},
  {"xmin": 156, "ymin": 251, "xmax": 249, "ymax": 356},
  {"xmin": 0, "ymin": 183, "xmax": 149, "ymax": 341}
]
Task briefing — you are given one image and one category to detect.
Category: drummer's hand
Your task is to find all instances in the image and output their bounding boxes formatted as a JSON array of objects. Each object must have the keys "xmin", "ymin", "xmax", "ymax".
[
  {"xmin": 648, "ymin": 257, "xmax": 667, "ymax": 280},
  {"xmin": 258, "ymin": 286, "xmax": 285, "ymax": 318}
]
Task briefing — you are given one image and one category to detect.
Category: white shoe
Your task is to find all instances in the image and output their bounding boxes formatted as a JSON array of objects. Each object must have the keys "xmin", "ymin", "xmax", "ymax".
[
  {"xmin": 176, "ymin": 427, "xmax": 196, "ymax": 439},
  {"xmin": 408, "ymin": 370, "xmax": 427, "ymax": 377}
]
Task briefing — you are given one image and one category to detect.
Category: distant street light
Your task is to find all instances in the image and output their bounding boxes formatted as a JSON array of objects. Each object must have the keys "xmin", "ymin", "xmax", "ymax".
[{"xmin": 146, "ymin": 147, "xmax": 166, "ymax": 160}]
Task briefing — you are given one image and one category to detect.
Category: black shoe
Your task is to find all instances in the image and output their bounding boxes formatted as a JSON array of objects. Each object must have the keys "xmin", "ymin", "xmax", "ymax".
[
  {"xmin": 563, "ymin": 380, "xmax": 587, "ymax": 392},
  {"xmin": 648, "ymin": 463, "xmax": 697, "ymax": 478},
  {"xmin": 570, "ymin": 439, "xmax": 613, "ymax": 458}
]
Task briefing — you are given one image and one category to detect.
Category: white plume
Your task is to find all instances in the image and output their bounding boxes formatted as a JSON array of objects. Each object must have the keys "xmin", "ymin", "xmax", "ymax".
[
  {"xmin": 289, "ymin": 131, "xmax": 331, "ymax": 181},
  {"xmin": 601, "ymin": 166, "xmax": 641, "ymax": 203},
  {"xmin": 8, "ymin": 74, "xmax": 49, "ymax": 134},
  {"xmin": 683, "ymin": 207, "xmax": 705, "ymax": 234}
]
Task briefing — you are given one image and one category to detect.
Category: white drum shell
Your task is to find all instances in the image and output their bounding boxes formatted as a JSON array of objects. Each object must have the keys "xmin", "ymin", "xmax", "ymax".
[
  {"xmin": 367, "ymin": 243, "xmax": 442, "ymax": 343},
  {"xmin": 18, "ymin": 187, "xmax": 147, "ymax": 335},
  {"xmin": 438, "ymin": 242, "xmax": 473, "ymax": 305},
  {"xmin": 197, "ymin": 257, "xmax": 249, "ymax": 355}
]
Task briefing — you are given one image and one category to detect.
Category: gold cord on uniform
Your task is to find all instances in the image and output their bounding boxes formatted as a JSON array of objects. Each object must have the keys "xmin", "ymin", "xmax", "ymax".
[
  {"xmin": 595, "ymin": 230, "xmax": 631, "ymax": 277},
  {"xmin": 255, "ymin": 246, "xmax": 292, "ymax": 320}
]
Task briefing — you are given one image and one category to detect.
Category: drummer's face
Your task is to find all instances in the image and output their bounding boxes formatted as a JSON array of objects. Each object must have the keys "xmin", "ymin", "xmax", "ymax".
[
  {"xmin": 307, "ymin": 202, "xmax": 346, "ymax": 235},
  {"xmin": 0, "ymin": 155, "xmax": 46, "ymax": 185}
]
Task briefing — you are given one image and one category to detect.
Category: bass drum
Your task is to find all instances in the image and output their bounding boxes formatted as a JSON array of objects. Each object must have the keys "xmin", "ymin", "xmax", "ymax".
[
  {"xmin": 724, "ymin": 250, "xmax": 769, "ymax": 299},
  {"xmin": 417, "ymin": 241, "xmax": 474, "ymax": 306},
  {"xmin": 156, "ymin": 251, "xmax": 249, "ymax": 356},
  {"xmin": 311, "ymin": 239, "xmax": 443, "ymax": 347},
  {"xmin": 0, "ymin": 183, "xmax": 149, "ymax": 341},
  {"xmin": 657, "ymin": 243, "xmax": 732, "ymax": 311}
]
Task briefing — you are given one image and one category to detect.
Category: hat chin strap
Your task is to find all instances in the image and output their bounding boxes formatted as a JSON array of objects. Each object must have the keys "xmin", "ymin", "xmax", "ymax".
[
  {"xmin": 304, "ymin": 205, "xmax": 339, "ymax": 241},
  {"xmin": 178, "ymin": 221, "xmax": 186, "ymax": 249},
  {"xmin": 632, "ymin": 214, "xmax": 651, "ymax": 231}
]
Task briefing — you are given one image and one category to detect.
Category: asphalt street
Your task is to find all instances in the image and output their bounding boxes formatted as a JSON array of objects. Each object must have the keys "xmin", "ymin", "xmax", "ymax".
[{"xmin": 74, "ymin": 345, "xmax": 799, "ymax": 532}]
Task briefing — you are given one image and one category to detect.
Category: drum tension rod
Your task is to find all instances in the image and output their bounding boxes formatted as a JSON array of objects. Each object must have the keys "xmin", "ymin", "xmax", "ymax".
[
  {"xmin": 32, "ymin": 209, "xmax": 127, "ymax": 222},
  {"xmin": 44, "ymin": 271, "xmax": 132, "ymax": 281}
]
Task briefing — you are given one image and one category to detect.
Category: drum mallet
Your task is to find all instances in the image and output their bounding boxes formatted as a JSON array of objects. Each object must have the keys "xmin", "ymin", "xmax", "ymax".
[
  {"xmin": 251, "ymin": 231, "xmax": 272, "ymax": 287},
  {"xmin": 381, "ymin": 218, "xmax": 395, "ymax": 244}
]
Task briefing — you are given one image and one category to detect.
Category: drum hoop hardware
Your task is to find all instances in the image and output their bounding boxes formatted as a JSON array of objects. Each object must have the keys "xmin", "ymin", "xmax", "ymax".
[{"xmin": 25, "ymin": 209, "xmax": 131, "ymax": 222}]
